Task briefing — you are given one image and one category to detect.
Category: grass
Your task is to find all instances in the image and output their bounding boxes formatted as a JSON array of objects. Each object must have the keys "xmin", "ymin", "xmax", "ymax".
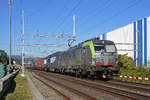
[{"xmin": 5, "ymin": 72, "xmax": 32, "ymax": 100}]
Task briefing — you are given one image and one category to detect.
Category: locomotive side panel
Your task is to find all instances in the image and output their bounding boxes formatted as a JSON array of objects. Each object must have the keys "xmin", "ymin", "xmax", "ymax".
[
  {"xmin": 31, "ymin": 39, "xmax": 120, "ymax": 79},
  {"xmin": 81, "ymin": 46, "xmax": 92, "ymax": 66},
  {"xmin": 74, "ymin": 48, "xmax": 82, "ymax": 66}
]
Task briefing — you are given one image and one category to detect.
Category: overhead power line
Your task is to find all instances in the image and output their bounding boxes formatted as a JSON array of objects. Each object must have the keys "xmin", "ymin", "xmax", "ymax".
[
  {"xmin": 52, "ymin": 0, "xmax": 82, "ymax": 33},
  {"xmin": 54, "ymin": 0, "xmax": 71, "ymax": 23},
  {"xmin": 23, "ymin": 44, "xmax": 67, "ymax": 47},
  {"xmin": 48, "ymin": 0, "xmax": 70, "ymax": 31},
  {"xmin": 79, "ymin": 0, "xmax": 113, "ymax": 26},
  {"xmin": 27, "ymin": 0, "xmax": 52, "ymax": 17},
  {"xmin": 88, "ymin": 0, "xmax": 143, "ymax": 34}
]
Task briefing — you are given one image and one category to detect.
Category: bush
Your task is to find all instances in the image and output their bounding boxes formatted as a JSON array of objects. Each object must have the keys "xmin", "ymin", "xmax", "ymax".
[
  {"xmin": 0, "ymin": 50, "xmax": 8, "ymax": 64},
  {"xmin": 117, "ymin": 54, "xmax": 135, "ymax": 69},
  {"xmin": 117, "ymin": 54, "xmax": 150, "ymax": 77}
]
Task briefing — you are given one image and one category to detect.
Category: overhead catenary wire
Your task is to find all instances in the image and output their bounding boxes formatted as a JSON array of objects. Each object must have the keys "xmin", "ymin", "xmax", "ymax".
[
  {"xmin": 79, "ymin": 0, "xmax": 113, "ymax": 26},
  {"xmin": 54, "ymin": 0, "xmax": 71, "ymax": 25},
  {"xmin": 26, "ymin": 0, "xmax": 53, "ymax": 32},
  {"xmin": 27, "ymin": 0, "xmax": 53, "ymax": 17},
  {"xmin": 87, "ymin": 0, "xmax": 143, "ymax": 34},
  {"xmin": 47, "ymin": 0, "xmax": 70, "ymax": 33},
  {"xmin": 19, "ymin": 0, "xmax": 53, "ymax": 37},
  {"xmin": 21, "ymin": 2, "xmax": 74, "ymax": 58},
  {"xmin": 22, "ymin": 33, "xmax": 71, "ymax": 57},
  {"xmin": 52, "ymin": 0, "xmax": 82, "ymax": 33}
]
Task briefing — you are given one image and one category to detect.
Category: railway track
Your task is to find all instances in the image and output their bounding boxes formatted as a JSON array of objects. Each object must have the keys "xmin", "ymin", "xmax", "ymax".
[
  {"xmin": 93, "ymin": 80, "xmax": 150, "ymax": 97},
  {"xmin": 32, "ymin": 74, "xmax": 70, "ymax": 100},
  {"xmin": 32, "ymin": 71, "xmax": 99, "ymax": 100},
  {"xmin": 32, "ymin": 70, "xmax": 150, "ymax": 100},
  {"xmin": 109, "ymin": 79, "xmax": 150, "ymax": 89}
]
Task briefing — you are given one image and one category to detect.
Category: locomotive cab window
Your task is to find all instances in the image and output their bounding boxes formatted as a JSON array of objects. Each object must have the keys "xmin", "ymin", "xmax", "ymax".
[
  {"xmin": 94, "ymin": 45, "xmax": 105, "ymax": 52},
  {"xmin": 105, "ymin": 45, "xmax": 116, "ymax": 52}
]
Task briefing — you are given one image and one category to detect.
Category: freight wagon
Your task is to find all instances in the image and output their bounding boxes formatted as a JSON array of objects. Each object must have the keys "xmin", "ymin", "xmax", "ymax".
[
  {"xmin": 32, "ymin": 38, "xmax": 120, "ymax": 79},
  {"xmin": 36, "ymin": 58, "xmax": 44, "ymax": 70}
]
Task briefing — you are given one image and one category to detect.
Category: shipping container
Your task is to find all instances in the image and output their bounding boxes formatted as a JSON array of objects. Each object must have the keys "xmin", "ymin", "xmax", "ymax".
[
  {"xmin": 36, "ymin": 58, "xmax": 44, "ymax": 69},
  {"xmin": 33, "ymin": 62, "xmax": 36, "ymax": 68}
]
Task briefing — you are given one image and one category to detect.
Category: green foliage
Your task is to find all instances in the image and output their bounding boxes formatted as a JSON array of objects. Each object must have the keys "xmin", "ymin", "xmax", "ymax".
[
  {"xmin": 6, "ymin": 65, "xmax": 13, "ymax": 73},
  {"xmin": 0, "ymin": 50, "xmax": 8, "ymax": 64},
  {"xmin": 0, "ymin": 64, "xmax": 6, "ymax": 78},
  {"xmin": 135, "ymin": 67, "xmax": 150, "ymax": 77},
  {"xmin": 148, "ymin": 60, "xmax": 150, "ymax": 66},
  {"xmin": 117, "ymin": 54, "xmax": 150, "ymax": 78},
  {"xmin": 12, "ymin": 58, "xmax": 22, "ymax": 65},
  {"xmin": 117, "ymin": 54, "xmax": 135, "ymax": 69},
  {"xmin": 5, "ymin": 72, "xmax": 32, "ymax": 100}
]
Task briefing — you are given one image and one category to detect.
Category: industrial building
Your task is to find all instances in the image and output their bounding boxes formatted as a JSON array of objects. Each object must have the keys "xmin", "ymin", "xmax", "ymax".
[{"xmin": 100, "ymin": 16, "xmax": 150, "ymax": 67}]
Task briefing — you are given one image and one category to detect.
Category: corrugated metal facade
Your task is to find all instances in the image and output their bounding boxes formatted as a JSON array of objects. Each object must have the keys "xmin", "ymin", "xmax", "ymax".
[{"xmin": 100, "ymin": 16, "xmax": 150, "ymax": 67}]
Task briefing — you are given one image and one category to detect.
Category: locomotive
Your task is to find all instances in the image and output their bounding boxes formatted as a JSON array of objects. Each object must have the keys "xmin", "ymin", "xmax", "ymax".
[{"xmin": 32, "ymin": 38, "xmax": 120, "ymax": 79}]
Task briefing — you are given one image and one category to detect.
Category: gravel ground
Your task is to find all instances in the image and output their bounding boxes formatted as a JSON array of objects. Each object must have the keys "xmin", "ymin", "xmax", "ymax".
[
  {"xmin": 80, "ymin": 78, "xmax": 150, "ymax": 97},
  {"xmin": 38, "ymin": 72, "xmax": 120, "ymax": 100},
  {"xmin": 49, "ymin": 72, "xmax": 150, "ymax": 98},
  {"xmin": 26, "ymin": 73, "xmax": 44, "ymax": 100},
  {"xmin": 33, "ymin": 72, "xmax": 86, "ymax": 100},
  {"xmin": 28, "ymin": 72, "xmax": 62, "ymax": 100}
]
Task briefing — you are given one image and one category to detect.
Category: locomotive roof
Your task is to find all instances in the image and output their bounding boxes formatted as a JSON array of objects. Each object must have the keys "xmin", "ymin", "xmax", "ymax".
[
  {"xmin": 68, "ymin": 38, "xmax": 115, "ymax": 50},
  {"xmin": 81, "ymin": 37, "xmax": 115, "ymax": 45},
  {"xmin": 43, "ymin": 37, "xmax": 115, "ymax": 59},
  {"xmin": 44, "ymin": 51, "xmax": 63, "ymax": 58},
  {"xmin": 92, "ymin": 40, "xmax": 115, "ymax": 45}
]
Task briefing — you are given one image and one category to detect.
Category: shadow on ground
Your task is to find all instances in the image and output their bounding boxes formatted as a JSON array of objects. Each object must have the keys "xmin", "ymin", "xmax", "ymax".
[{"xmin": 1, "ymin": 78, "xmax": 16, "ymax": 100}]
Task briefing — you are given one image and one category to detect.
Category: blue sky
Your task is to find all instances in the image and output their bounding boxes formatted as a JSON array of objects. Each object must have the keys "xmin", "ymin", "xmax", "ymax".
[{"xmin": 0, "ymin": 0, "xmax": 150, "ymax": 57}]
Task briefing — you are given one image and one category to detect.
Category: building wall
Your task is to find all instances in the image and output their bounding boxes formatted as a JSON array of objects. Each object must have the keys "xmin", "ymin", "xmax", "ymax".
[
  {"xmin": 106, "ymin": 23, "xmax": 134, "ymax": 58},
  {"xmin": 147, "ymin": 17, "xmax": 150, "ymax": 66},
  {"xmin": 100, "ymin": 16, "xmax": 150, "ymax": 67}
]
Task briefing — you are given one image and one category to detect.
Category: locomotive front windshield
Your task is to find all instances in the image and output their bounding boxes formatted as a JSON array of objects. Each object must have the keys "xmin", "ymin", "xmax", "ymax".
[
  {"xmin": 94, "ymin": 45, "xmax": 105, "ymax": 52},
  {"xmin": 94, "ymin": 45, "xmax": 116, "ymax": 52},
  {"xmin": 105, "ymin": 45, "xmax": 116, "ymax": 52}
]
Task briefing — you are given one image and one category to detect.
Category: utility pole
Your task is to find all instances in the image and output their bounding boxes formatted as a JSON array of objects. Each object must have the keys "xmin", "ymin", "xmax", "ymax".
[
  {"xmin": 73, "ymin": 15, "xmax": 76, "ymax": 45},
  {"xmin": 9, "ymin": 0, "xmax": 12, "ymax": 65},
  {"xmin": 21, "ymin": 10, "xmax": 25, "ymax": 77}
]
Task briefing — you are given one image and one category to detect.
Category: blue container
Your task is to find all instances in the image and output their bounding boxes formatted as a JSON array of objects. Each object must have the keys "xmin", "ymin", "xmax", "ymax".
[{"xmin": 33, "ymin": 63, "xmax": 36, "ymax": 68}]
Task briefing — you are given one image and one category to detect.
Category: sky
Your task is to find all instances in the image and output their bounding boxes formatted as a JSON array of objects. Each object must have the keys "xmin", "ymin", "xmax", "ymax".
[{"xmin": 0, "ymin": 0, "xmax": 150, "ymax": 57}]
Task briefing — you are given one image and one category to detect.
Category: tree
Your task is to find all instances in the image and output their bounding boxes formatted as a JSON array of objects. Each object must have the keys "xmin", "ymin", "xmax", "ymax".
[{"xmin": 0, "ymin": 50, "xmax": 8, "ymax": 64}]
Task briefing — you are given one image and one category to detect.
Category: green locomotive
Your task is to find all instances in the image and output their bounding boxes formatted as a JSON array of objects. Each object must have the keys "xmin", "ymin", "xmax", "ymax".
[{"xmin": 42, "ymin": 38, "xmax": 120, "ymax": 79}]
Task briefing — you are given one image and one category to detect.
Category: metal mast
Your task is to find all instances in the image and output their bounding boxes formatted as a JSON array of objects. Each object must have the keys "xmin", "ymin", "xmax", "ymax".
[
  {"xmin": 73, "ymin": 15, "xmax": 76, "ymax": 45},
  {"xmin": 9, "ymin": 0, "xmax": 12, "ymax": 65},
  {"xmin": 21, "ymin": 10, "xmax": 25, "ymax": 77}
]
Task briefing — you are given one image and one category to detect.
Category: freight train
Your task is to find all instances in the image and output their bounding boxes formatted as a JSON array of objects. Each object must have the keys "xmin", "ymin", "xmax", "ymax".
[{"xmin": 30, "ymin": 38, "xmax": 120, "ymax": 79}]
